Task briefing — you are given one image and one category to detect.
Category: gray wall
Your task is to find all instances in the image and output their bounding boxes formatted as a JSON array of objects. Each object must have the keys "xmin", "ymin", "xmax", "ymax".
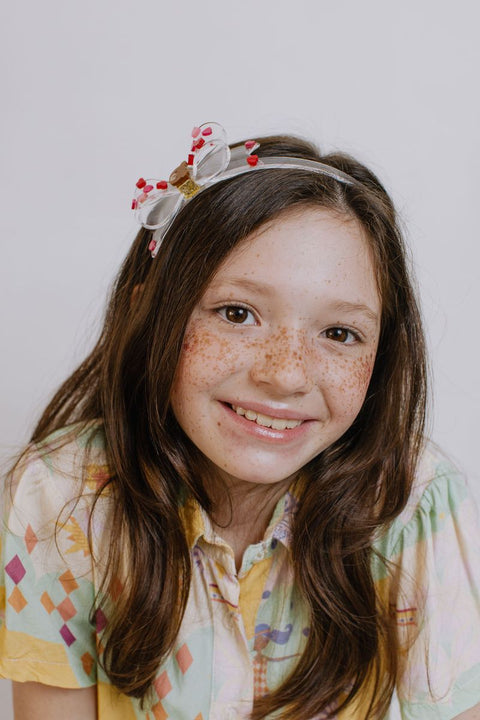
[{"xmin": 2, "ymin": 0, "xmax": 480, "ymax": 715}]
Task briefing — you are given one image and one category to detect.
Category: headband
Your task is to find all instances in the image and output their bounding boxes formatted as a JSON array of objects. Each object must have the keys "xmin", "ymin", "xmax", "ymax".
[{"xmin": 131, "ymin": 122, "xmax": 354, "ymax": 257}]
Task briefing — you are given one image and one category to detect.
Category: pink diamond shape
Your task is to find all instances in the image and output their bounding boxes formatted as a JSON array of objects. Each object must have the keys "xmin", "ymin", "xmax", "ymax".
[
  {"xmin": 5, "ymin": 555, "xmax": 26, "ymax": 584},
  {"xmin": 175, "ymin": 643, "xmax": 193, "ymax": 674},
  {"xmin": 95, "ymin": 608, "xmax": 107, "ymax": 633},
  {"xmin": 57, "ymin": 596, "xmax": 77, "ymax": 622},
  {"xmin": 154, "ymin": 671, "xmax": 172, "ymax": 699},
  {"xmin": 24, "ymin": 525, "xmax": 38, "ymax": 554},
  {"xmin": 59, "ymin": 624, "xmax": 76, "ymax": 647}
]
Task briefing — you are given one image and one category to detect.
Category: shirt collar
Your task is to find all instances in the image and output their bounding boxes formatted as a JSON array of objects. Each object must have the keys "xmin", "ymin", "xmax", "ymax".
[{"xmin": 180, "ymin": 478, "xmax": 304, "ymax": 552}]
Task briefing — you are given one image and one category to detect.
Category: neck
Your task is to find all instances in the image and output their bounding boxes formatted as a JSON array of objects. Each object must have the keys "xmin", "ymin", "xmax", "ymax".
[{"xmin": 207, "ymin": 475, "xmax": 293, "ymax": 571}]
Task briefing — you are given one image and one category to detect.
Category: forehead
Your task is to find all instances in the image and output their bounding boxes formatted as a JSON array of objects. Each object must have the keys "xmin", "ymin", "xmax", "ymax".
[{"xmin": 209, "ymin": 207, "xmax": 380, "ymax": 313}]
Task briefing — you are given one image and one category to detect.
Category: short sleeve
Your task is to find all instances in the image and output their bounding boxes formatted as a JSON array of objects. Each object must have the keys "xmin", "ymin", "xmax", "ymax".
[
  {"xmin": 0, "ymin": 428, "xmax": 109, "ymax": 688},
  {"xmin": 376, "ymin": 448, "xmax": 480, "ymax": 719}
]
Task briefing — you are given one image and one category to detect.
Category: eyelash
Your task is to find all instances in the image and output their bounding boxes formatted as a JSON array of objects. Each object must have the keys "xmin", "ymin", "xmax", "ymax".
[{"xmin": 216, "ymin": 305, "xmax": 361, "ymax": 344}]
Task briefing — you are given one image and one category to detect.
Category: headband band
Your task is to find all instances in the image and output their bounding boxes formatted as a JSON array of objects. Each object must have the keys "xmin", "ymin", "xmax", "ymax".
[{"xmin": 131, "ymin": 122, "xmax": 355, "ymax": 257}]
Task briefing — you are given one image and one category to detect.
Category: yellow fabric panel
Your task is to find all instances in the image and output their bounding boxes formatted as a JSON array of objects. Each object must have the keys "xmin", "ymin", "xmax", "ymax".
[
  {"xmin": 337, "ymin": 575, "xmax": 392, "ymax": 719},
  {"xmin": 179, "ymin": 497, "xmax": 205, "ymax": 549},
  {"xmin": 0, "ymin": 626, "xmax": 81, "ymax": 687},
  {"xmin": 97, "ymin": 681, "xmax": 138, "ymax": 720},
  {"xmin": 238, "ymin": 555, "xmax": 273, "ymax": 640}
]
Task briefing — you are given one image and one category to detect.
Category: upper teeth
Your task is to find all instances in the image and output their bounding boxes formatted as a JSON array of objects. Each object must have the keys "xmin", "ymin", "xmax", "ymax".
[{"xmin": 231, "ymin": 405, "xmax": 303, "ymax": 430}]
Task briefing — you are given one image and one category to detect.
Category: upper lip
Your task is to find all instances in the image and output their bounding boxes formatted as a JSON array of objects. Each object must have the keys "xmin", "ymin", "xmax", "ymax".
[{"xmin": 222, "ymin": 400, "xmax": 314, "ymax": 422}]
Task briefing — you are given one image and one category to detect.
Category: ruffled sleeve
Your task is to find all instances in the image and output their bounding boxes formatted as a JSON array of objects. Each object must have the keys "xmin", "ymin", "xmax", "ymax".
[
  {"xmin": 374, "ymin": 446, "xmax": 480, "ymax": 719},
  {"xmin": 0, "ymin": 425, "xmax": 110, "ymax": 688}
]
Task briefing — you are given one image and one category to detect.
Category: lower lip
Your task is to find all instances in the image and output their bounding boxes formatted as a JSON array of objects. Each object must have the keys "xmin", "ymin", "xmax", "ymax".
[{"xmin": 219, "ymin": 403, "xmax": 313, "ymax": 443}]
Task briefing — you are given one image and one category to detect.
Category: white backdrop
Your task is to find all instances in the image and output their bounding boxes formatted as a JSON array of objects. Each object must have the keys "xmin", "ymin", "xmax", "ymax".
[{"xmin": 1, "ymin": 1, "xmax": 479, "ymax": 714}]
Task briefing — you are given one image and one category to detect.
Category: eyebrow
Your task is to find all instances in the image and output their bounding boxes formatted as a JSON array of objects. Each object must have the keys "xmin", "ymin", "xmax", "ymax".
[
  {"xmin": 209, "ymin": 277, "xmax": 274, "ymax": 297},
  {"xmin": 326, "ymin": 300, "xmax": 379, "ymax": 325},
  {"xmin": 209, "ymin": 277, "xmax": 379, "ymax": 324}
]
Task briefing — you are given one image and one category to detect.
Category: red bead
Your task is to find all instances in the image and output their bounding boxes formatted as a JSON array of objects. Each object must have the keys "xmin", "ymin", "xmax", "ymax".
[
  {"xmin": 201, "ymin": 126, "xmax": 212, "ymax": 136},
  {"xmin": 196, "ymin": 137, "xmax": 205, "ymax": 149},
  {"xmin": 187, "ymin": 153, "xmax": 195, "ymax": 166},
  {"xmin": 156, "ymin": 180, "xmax": 168, "ymax": 190},
  {"xmin": 148, "ymin": 239, "xmax": 157, "ymax": 253},
  {"xmin": 245, "ymin": 140, "xmax": 256, "ymax": 150},
  {"xmin": 247, "ymin": 154, "xmax": 259, "ymax": 166},
  {"xmin": 131, "ymin": 199, "xmax": 138, "ymax": 210},
  {"xmin": 136, "ymin": 177, "xmax": 147, "ymax": 189}
]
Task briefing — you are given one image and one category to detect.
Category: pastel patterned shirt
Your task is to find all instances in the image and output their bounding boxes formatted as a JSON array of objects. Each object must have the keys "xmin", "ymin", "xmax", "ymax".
[{"xmin": 1, "ymin": 424, "xmax": 480, "ymax": 719}]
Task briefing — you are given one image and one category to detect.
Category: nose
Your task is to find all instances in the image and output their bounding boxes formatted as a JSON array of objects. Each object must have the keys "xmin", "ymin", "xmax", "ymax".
[{"xmin": 249, "ymin": 330, "xmax": 313, "ymax": 396}]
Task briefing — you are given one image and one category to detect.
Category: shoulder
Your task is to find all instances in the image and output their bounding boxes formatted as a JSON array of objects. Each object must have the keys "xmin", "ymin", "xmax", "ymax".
[
  {"xmin": 398, "ymin": 441, "xmax": 470, "ymax": 524},
  {"xmin": 8, "ymin": 420, "xmax": 109, "ymax": 496},
  {"xmin": 375, "ymin": 441, "xmax": 477, "ymax": 559},
  {"xmin": 3, "ymin": 421, "xmax": 112, "ymax": 551}
]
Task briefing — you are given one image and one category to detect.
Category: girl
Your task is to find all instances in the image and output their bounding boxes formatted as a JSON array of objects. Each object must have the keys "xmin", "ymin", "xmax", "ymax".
[{"xmin": 1, "ymin": 123, "xmax": 480, "ymax": 720}]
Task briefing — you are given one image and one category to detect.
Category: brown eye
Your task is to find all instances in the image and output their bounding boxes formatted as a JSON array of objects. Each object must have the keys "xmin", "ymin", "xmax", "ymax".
[
  {"xmin": 221, "ymin": 306, "xmax": 254, "ymax": 324},
  {"xmin": 325, "ymin": 327, "xmax": 355, "ymax": 343}
]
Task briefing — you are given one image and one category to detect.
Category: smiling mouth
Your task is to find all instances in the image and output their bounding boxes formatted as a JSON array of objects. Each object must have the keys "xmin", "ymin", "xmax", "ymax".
[{"xmin": 230, "ymin": 404, "xmax": 303, "ymax": 430}]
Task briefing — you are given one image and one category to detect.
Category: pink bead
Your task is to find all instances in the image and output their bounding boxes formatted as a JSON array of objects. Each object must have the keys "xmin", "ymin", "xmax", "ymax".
[
  {"xmin": 245, "ymin": 140, "xmax": 256, "ymax": 150},
  {"xmin": 148, "ymin": 239, "xmax": 157, "ymax": 253},
  {"xmin": 144, "ymin": 184, "xmax": 153, "ymax": 193},
  {"xmin": 138, "ymin": 192, "xmax": 148, "ymax": 204},
  {"xmin": 191, "ymin": 126, "xmax": 201, "ymax": 138},
  {"xmin": 201, "ymin": 126, "xmax": 212, "ymax": 136}
]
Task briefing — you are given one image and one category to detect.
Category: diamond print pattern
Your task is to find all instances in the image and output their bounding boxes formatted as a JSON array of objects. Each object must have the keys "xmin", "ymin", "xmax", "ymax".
[
  {"xmin": 176, "ymin": 643, "xmax": 193, "ymax": 674},
  {"xmin": 57, "ymin": 596, "xmax": 77, "ymax": 622},
  {"xmin": 8, "ymin": 586, "xmax": 27, "ymax": 613},
  {"xmin": 59, "ymin": 623, "xmax": 76, "ymax": 647},
  {"xmin": 24, "ymin": 524, "xmax": 38, "ymax": 554},
  {"xmin": 59, "ymin": 569, "xmax": 79, "ymax": 594},
  {"xmin": 81, "ymin": 651, "xmax": 95, "ymax": 677},
  {"xmin": 5, "ymin": 555, "xmax": 26, "ymax": 584},
  {"xmin": 151, "ymin": 702, "xmax": 168, "ymax": 720},
  {"xmin": 94, "ymin": 608, "xmax": 107, "ymax": 633},
  {"xmin": 40, "ymin": 591, "xmax": 55, "ymax": 614},
  {"xmin": 154, "ymin": 670, "xmax": 172, "ymax": 699}
]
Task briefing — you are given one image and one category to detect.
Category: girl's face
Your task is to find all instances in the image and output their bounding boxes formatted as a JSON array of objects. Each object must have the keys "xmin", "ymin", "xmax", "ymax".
[{"xmin": 171, "ymin": 207, "xmax": 381, "ymax": 488}]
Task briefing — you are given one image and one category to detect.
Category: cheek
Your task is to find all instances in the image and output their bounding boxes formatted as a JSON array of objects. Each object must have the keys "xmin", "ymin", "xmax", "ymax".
[
  {"xmin": 316, "ymin": 351, "xmax": 376, "ymax": 415},
  {"xmin": 173, "ymin": 325, "xmax": 241, "ymax": 391}
]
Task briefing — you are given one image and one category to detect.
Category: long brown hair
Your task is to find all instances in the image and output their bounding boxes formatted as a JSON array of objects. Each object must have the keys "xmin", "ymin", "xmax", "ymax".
[{"xmin": 30, "ymin": 134, "xmax": 427, "ymax": 719}]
